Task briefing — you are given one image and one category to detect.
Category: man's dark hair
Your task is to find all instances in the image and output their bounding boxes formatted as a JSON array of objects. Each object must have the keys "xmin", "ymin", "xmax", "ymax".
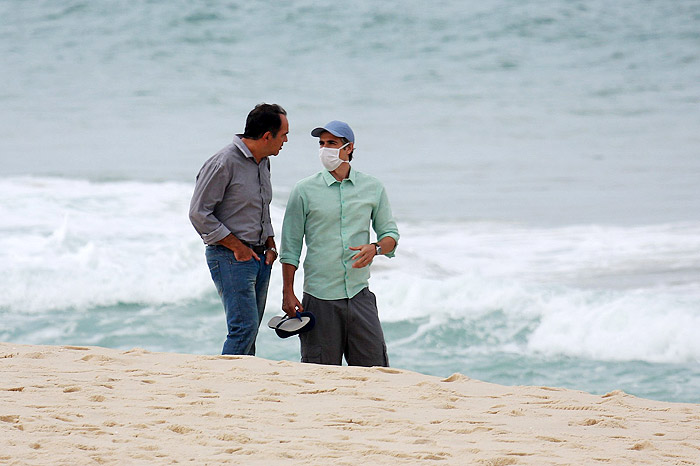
[
  {"xmin": 242, "ymin": 103, "xmax": 287, "ymax": 140},
  {"xmin": 340, "ymin": 136, "xmax": 354, "ymax": 161}
]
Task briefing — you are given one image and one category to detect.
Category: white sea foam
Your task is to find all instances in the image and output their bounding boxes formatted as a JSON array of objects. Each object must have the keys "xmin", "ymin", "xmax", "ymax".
[
  {"xmin": 373, "ymin": 221, "xmax": 700, "ymax": 363},
  {"xmin": 2, "ymin": 177, "xmax": 699, "ymax": 365},
  {"xmin": 0, "ymin": 177, "xmax": 212, "ymax": 312}
]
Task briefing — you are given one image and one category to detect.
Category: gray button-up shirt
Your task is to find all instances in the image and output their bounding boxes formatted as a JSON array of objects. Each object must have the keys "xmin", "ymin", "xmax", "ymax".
[{"xmin": 189, "ymin": 135, "xmax": 274, "ymax": 246}]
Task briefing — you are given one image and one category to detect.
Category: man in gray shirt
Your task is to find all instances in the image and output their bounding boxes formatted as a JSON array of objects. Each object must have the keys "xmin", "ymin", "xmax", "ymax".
[{"xmin": 189, "ymin": 103, "xmax": 288, "ymax": 355}]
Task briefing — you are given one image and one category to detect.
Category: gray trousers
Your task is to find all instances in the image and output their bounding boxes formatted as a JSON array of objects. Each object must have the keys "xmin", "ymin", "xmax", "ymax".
[{"xmin": 300, "ymin": 287, "xmax": 389, "ymax": 367}]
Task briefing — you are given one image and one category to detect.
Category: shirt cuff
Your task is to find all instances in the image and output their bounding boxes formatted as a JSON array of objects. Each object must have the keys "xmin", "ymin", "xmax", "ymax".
[
  {"xmin": 279, "ymin": 257, "xmax": 300, "ymax": 268},
  {"xmin": 201, "ymin": 225, "xmax": 231, "ymax": 245},
  {"xmin": 377, "ymin": 233, "xmax": 399, "ymax": 258}
]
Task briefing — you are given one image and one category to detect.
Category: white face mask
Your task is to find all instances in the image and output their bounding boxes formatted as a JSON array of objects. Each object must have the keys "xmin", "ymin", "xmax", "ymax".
[{"xmin": 319, "ymin": 142, "xmax": 350, "ymax": 171}]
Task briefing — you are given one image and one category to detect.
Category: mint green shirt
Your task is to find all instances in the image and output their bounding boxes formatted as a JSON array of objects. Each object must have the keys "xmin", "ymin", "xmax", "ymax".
[{"xmin": 280, "ymin": 169, "xmax": 400, "ymax": 300}]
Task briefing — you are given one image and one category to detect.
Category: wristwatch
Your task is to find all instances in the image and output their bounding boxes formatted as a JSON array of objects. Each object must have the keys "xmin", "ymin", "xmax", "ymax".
[
  {"xmin": 267, "ymin": 247, "xmax": 278, "ymax": 256},
  {"xmin": 373, "ymin": 242, "xmax": 382, "ymax": 256}
]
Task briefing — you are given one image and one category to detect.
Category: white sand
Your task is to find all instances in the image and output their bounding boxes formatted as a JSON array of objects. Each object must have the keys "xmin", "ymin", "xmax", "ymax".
[{"xmin": 1, "ymin": 342, "xmax": 699, "ymax": 465}]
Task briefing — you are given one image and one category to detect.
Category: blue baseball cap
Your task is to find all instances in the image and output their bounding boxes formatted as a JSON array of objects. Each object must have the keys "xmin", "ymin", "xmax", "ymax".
[{"xmin": 311, "ymin": 120, "xmax": 355, "ymax": 143}]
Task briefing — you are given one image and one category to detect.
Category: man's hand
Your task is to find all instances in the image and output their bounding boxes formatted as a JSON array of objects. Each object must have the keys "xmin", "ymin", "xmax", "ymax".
[
  {"xmin": 226, "ymin": 244, "xmax": 260, "ymax": 262},
  {"xmin": 231, "ymin": 244, "xmax": 260, "ymax": 262},
  {"xmin": 264, "ymin": 237, "xmax": 277, "ymax": 266},
  {"xmin": 282, "ymin": 290, "xmax": 303, "ymax": 317},
  {"xmin": 349, "ymin": 244, "xmax": 376, "ymax": 268},
  {"xmin": 218, "ymin": 234, "xmax": 260, "ymax": 262},
  {"xmin": 265, "ymin": 248, "xmax": 278, "ymax": 265}
]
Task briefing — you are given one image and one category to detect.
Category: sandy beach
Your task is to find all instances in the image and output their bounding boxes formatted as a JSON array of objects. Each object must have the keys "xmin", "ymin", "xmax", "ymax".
[{"xmin": 1, "ymin": 342, "xmax": 698, "ymax": 465}]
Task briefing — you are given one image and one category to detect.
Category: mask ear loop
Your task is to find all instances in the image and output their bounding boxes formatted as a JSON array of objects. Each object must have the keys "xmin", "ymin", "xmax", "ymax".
[
  {"xmin": 341, "ymin": 142, "xmax": 355, "ymax": 161},
  {"xmin": 340, "ymin": 142, "xmax": 352, "ymax": 161}
]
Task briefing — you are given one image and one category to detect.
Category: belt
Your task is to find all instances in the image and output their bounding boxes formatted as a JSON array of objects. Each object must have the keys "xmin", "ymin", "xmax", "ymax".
[{"xmin": 243, "ymin": 243, "xmax": 266, "ymax": 255}]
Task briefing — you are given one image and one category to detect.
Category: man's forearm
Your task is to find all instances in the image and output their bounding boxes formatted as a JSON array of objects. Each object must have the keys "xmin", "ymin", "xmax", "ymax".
[
  {"xmin": 282, "ymin": 263, "xmax": 297, "ymax": 291},
  {"xmin": 377, "ymin": 236, "xmax": 397, "ymax": 255},
  {"xmin": 218, "ymin": 233, "xmax": 246, "ymax": 253},
  {"xmin": 281, "ymin": 262, "xmax": 303, "ymax": 316}
]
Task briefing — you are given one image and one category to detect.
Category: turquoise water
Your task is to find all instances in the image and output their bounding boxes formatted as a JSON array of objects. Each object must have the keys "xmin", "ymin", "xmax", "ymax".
[{"xmin": 1, "ymin": 1, "xmax": 700, "ymax": 403}]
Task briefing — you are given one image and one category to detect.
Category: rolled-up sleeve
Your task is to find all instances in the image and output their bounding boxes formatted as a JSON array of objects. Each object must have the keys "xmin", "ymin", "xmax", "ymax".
[
  {"xmin": 372, "ymin": 186, "xmax": 400, "ymax": 258},
  {"xmin": 189, "ymin": 161, "xmax": 231, "ymax": 245},
  {"xmin": 280, "ymin": 184, "xmax": 306, "ymax": 268}
]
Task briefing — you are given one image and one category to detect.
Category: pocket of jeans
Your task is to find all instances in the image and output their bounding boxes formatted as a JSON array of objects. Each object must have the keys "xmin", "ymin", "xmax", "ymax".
[{"xmin": 231, "ymin": 255, "xmax": 257, "ymax": 263}]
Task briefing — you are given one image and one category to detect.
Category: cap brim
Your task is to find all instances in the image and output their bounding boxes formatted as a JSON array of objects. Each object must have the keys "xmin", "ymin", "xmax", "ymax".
[{"xmin": 311, "ymin": 127, "xmax": 329, "ymax": 137}]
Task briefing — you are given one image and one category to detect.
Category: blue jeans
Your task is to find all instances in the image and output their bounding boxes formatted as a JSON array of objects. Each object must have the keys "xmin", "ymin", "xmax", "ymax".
[{"xmin": 205, "ymin": 245, "xmax": 271, "ymax": 355}]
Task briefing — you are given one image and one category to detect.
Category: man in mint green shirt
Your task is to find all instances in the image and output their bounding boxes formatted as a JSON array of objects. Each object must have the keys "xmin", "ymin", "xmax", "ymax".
[{"xmin": 280, "ymin": 120, "xmax": 399, "ymax": 367}]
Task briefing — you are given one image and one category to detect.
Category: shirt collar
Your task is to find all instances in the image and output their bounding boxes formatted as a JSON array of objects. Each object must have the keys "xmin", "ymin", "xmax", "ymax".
[
  {"xmin": 232, "ymin": 134, "xmax": 255, "ymax": 159},
  {"xmin": 321, "ymin": 166, "xmax": 355, "ymax": 186}
]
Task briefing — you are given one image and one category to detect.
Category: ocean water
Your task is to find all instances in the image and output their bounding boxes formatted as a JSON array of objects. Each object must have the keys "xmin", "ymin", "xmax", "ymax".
[{"xmin": 2, "ymin": 1, "xmax": 700, "ymax": 403}]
